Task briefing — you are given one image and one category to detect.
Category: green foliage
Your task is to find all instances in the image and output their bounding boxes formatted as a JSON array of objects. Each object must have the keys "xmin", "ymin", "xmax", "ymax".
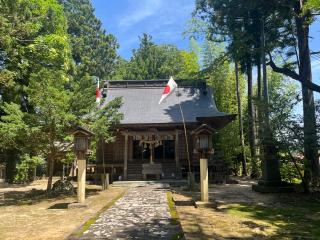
[
  {"xmin": 0, "ymin": 0, "xmax": 68, "ymax": 102},
  {"xmin": 0, "ymin": 0, "xmax": 74, "ymax": 187},
  {"xmin": 266, "ymin": 70, "xmax": 302, "ymax": 183},
  {"xmin": 59, "ymin": 0, "xmax": 119, "ymax": 79},
  {"xmin": 14, "ymin": 154, "xmax": 45, "ymax": 183},
  {"xmin": 185, "ymin": 22, "xmax": 248, "ymax": 171},
  {"xmin": 227, "ymin": 202, "xmax": 320, "ymax": 239},
  {"xmin": 90, "ymin": 98, "xmax": 123, "ymax": 143},
  {"xmin": 0, "ymin": 102, "xmax": 28, "ymax": 149},
  {"xmin": 61, "ymin": 151, "xmax": 76, "ymax": 165},
  {"xmin": 59, "ymin": 0, "xmax": 119, "ymax": 118},
  {"xmin": 24, "ymin": 3, "xmax": 73, "ymax": 161},
  {"xmin": 279, "ymin": 155, "xmax": 303, "ymax": 184},
  {"xmin": 114, "ymin": 34, "xmax": 200, "ymax": 80},
  {"xmin": 0, "ymin": 0, "xmax": 122, "ymax": 187},
  {"xmin": 210, "ymin": 63, "xmax": 245, "ymax": 165},
  {"xmin": 177, "ymin": 51, "xmax": 200, "ymax": 79},
  {"xmin": 195, "ymin": 0, "xmax": 299, "ymax": 71},
  {"xmin": 199, "ymin": 40, "xmax": 247, "ymax": 167},
  {"xmin": 166, "ymin": 192, "xmax": 179, "ymax": 225},
  {"xmin": 305, "ymin": 0, "xmax": 320, "ymax": 11}
]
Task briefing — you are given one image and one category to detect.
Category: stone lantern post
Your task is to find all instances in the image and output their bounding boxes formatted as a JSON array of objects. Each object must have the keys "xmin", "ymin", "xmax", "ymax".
[
  {"xmin": 192, "ymin": 124, "xmax": 215, "ymax": 202},
  {"xmin": 72, "ymin": 126, "xmax": 94, "ymax": 204}
]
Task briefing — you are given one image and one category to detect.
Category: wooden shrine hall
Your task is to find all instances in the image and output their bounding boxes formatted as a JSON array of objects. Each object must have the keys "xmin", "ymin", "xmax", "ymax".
[{"xmin": 95, "ymin": 80, "xmax": 235, "ymax": 181}]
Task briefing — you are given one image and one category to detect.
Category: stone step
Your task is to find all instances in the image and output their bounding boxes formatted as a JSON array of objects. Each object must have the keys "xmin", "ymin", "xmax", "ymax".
[
  {"xmin": 127, "ymin": 174, "xmax": 143, "ymax": 181},
  {"xmin": 112, "ymin": 180, "xmax": 187, "ymax": 187}
]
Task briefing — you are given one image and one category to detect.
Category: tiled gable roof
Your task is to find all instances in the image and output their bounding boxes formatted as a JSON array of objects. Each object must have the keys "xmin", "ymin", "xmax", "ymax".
[{"xmin": 102, "ymin": 80, "xmax": 234, "ymax": 125}]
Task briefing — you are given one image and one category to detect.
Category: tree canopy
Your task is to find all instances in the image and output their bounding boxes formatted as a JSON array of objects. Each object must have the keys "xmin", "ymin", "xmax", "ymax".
[
  {"xmin": 114, "ymin": 34, "xmax": 200, "ymax": 80},
  {"xmin": 0, "ymin": 0, "xmax": 122, "ymax": 186}
]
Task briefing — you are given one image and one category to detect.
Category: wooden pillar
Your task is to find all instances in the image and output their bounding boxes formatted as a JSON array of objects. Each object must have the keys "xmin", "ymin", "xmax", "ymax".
[
  {"xmin": 128, "ymin": 136, "xmax": 133, "ymax": 162},
  {"xmin": 200, "ymin": 158, "xmax": 209, "ymax": 202},
  {"xmin": 111, "ymin": 165, "xmax": 114, "ymax": 183},
  {"xmin": 77, "ymin": 159, "xmax": 86, "ymax": 203},
  {"xmin": 175, "ymin": 130, "xmax": 180, "ymax": 178},
  {"xmin": 124, "ymin": 134, "xmax": 128, "ymax": 180},
  {"xmin": 150, "ymin": 142, "xmax": 154, "ymax": 164}
]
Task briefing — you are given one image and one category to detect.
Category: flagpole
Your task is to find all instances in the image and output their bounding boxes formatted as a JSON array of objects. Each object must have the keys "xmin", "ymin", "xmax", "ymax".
[{"xmin": 177, "ymin": 86, "xmax": 192, "ymax": 175}]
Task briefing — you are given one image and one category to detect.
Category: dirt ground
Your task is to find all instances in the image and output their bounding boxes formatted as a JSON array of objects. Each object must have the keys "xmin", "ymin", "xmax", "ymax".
[
  {"xmin": 2, "ymin": 178, "xmax": 320, "ymax": 240},
  {"xmin": 0, "ymin": 179, "xmax": 127, "ymax": 240},
  {"xmin": 172, "ymin": 178, "xmax": 320, "ymax": 240}
]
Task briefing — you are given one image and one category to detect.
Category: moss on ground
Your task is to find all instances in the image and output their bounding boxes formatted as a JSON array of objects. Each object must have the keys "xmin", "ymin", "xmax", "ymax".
[
  {"xmin": 167, "ymin": 191, "xmax": 184, "ymax": 240},
  {"xmin": 226, "ymin": 202, "xmax": 320, "ymax": 239},
  {"xmin": 167, "ymin": 191, "xmax": 179, "ymax": 225}
]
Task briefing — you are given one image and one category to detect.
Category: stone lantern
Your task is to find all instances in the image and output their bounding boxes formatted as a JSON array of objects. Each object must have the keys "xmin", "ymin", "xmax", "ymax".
[
  {"xmin": 192, "ymin": 124, "xmax": 215, "ymax": 202},
  {"xmin": 72, "ymin": 126, "xmax": 94, "ymax": 205}
]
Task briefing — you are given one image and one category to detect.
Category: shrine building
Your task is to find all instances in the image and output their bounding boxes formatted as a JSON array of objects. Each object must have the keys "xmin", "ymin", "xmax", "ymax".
[{"xmin": 94, "ymin": 79, "xmax": 235, "ymax": 182}]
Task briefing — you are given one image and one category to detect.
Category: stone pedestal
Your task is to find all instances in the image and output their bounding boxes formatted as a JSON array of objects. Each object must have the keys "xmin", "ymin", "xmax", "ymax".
[
  {"xmin": 68, "ymin": 202, "xmax": 88, "ymax": 209},
  {"xmin": 0, "ymin": 179, "xmax": 5, "ymax": 188},
  {"xmin": 187, "ymin": 172, "xmax": 195, "ymax": 190},
  {"xmin": 252, "ymin": 150, "xmax": 294, "ymax": 193},
  {"xmin": 142, "ymin": 163, "xmax": 162, "ymax": 180},
  {"xmin": 77, "ymin": 159, "xmax": 86, "ymax": 204},
  {"xmin": 200, "ymin": 158, "xmax": 208, "ymax": 202},
  {"xmin": 101, "ymin": 173, "xmax": 109, "ymax": 190}
]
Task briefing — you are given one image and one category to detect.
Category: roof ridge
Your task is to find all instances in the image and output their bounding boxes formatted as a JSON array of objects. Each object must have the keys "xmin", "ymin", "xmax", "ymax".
[{"xmin": 104, "ymin": 79, "xmax": 207, "ymax": 88}]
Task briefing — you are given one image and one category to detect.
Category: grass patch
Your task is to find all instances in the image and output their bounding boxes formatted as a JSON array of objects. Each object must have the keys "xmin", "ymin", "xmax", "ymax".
[
  {"xmin": 68, "ymin": 191, "xmax": 126, "ymax": 239},
  {"xmin": 167, "ymin": 191, "xmax": 184, "ymax": 240},
  {"xmin": 226, "ymin": 202, "xmax": 320, "ymax": 239},
  {"xmin": 171, "ymin": 232, "xmax": 184, "ymax": 240},
  {"xmin": 167, "ymin": 191, "xmax": 179, "ymax": 225}
]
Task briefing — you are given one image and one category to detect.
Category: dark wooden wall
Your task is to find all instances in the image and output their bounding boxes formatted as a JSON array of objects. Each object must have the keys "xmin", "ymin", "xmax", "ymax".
[{"xmin": 97, "ymin": 130, "xmax": 196, "ymax": 166}]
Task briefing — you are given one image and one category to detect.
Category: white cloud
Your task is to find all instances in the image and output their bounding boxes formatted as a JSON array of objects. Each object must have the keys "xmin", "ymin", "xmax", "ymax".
[
  {"xmin": 118, "ymin": 0, "xmax": 162, "ymax": 28},
  {"xmin": 105, "ymin": 0, "xmax": 196, "ymax": 59}
]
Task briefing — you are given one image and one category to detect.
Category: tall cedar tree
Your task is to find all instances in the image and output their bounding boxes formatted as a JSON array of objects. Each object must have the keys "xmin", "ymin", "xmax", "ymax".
[
  {"xmin": 116, "ymin": 34, "xmax": 199, "ymax": 80},
  {"xmin": 0, "ymin": 0, "xmax": 73, "ymax": 185},
  {"xmin": 59, "ymin": 0, "xmax": 119, "ymax": 118},
  {"xmin": 196, "ymin": 0, "xmax": 320, "ymax": 187}
]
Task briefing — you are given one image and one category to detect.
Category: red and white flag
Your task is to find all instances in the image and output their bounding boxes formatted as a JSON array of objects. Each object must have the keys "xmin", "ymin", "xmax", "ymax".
[
  {"xmin": 96, "ymin": 79, "xmax": 101, "ymax": 104},
  {"xmin": 159, "ymin": 76, "xmax": 178, "ymax": 104}
]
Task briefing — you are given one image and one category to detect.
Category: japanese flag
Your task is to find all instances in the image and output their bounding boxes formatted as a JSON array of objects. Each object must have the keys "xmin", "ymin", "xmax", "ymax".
[
  {"xmin": 96, "ymin": 79, "xmax": 101, "ymax": 104},
  {"xmin": 159, "ymin": 77, "xmax": 178, "ymax": 104}
]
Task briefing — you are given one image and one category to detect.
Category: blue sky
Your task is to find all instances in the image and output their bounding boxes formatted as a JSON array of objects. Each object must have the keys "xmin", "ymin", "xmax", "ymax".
[
  {"xmin": 92, "ymin": 0, "xmax": 194, "ymax": 59},
  {"xmin": 92, "ymin": 0, "xmax": 320, "ymax": 86}
]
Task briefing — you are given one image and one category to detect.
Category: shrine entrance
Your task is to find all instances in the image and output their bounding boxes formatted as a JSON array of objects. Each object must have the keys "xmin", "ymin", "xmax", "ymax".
[{"xmin": 122, "ymin": 129, "xmax": 181, "ymax": 180}]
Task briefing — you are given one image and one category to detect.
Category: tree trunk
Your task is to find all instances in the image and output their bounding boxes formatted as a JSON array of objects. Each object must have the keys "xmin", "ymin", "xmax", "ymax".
[
  {"xmin": 257, "ymin": 58, "xmax": 262, "ymax": 140},
  {"xmin": 33, "ymin": 167, "xmax": 37, "ymax": 181},
  {"xmin": 62, "ymin": 164, "xmax": 65, "ymax": 180},
  {"xmin": 295, "ymin": 3, "xmax": 319, "ymax": 189},
  {"xmin": 260, "ymin": 18, "xmax": 282, "ymax": 184},
  {"xmin": 257, "ymin": 60, "xmax": 262, "ymax": 100},
  {"xmin": 46, "ymin": 154, "xmax": 54, "ymax": 191},
  {"xmin": 101, "ymin": 139, "xmax": 107, "ymax": 190},
  {"xmin": 256, "ymin": 57, "xmax": 263, "ymax": 175},
  {"xmin": 235, "ymin": 62, "xmax": 247, "ymax": 176},
  {"xmin": 4, "ymin": 149, "xmax": 17, "ymax": 183},
  {"xmin": 247, "ymin": 63, "xmax": 259, "ymax": 178},
  {"xmin": 101, "ymin": 139, "xmax": 106, "ymax": 175}
]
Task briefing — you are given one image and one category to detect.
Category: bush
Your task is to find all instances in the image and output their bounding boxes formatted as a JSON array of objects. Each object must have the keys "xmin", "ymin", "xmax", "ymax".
[
  {"xmin": 14, "ymin": 154, "xmax": 45, "ymax": 183},
  {"xmin": 279, "ymin": 155, "xmax": 303, "ymax": 184},
  {"xmin": 51, "ymin": 179, "xmax": 74, "ymax": 195}
]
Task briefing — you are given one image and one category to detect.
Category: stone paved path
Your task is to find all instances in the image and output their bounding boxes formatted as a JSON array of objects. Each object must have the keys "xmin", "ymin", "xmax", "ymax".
[{"xmin": 80, "ymin": 183, "xmax": 181, "ymax": 239}]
